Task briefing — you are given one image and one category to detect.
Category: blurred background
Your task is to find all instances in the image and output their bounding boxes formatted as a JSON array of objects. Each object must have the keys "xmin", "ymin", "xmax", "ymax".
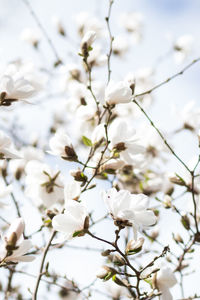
[{"xmin": 0, "ymin": 0, "xmax": 200, "ymax": 299}]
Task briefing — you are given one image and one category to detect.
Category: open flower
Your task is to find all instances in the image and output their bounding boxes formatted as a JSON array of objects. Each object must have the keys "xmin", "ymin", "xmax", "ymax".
[
  {"xmin": 64, "ymin": 181, "xmax": 81, "ymax": 201},
  {"xmin": 105, "ymin": 81, "xmax": 133, "ymax": 105},
  {"xmin": 0, "ymin": 218, "xmax": 34, "ymax": 264},
  {"xmin": 174, "ymin": 35, "xmax": 193, "ymax": 64},
  {"xmin": 153, "ymin": 266, "xmax": 177, "ymax": 300},
  {"xmin": 109, "ymin": 119, "xmax": 144, "ymax": 164},
  {"xmin": 103, "ymin": 188, "xmax": 156, "ymax": 238},
  {"xmin": 20, "ymin": 27, "xmax": 40, "ymax": 48},
  {"xmin": 49, "ymin": 130, "xmax": 78, "ymax": 161},
  {"xmin": 120, "ymin": 12, "xmax": 143, "ymax": 43},
  {"xmin": 52, "ymin": 200, "xmax": 88, "ymax": 240},
  {"xmin": 0, "ymin": 130, "xmax": 20, "ymax": 159},
  {"xmin": 25, "ymin": 161, "xmax": 64, "ymax": 207},
  {"xmin": 0, "ymin": 75, "xmax": 39, "ymax": 106},
  {"xmin": 81, "ymin": 30, "xmax": 96, "ymax": 49}
]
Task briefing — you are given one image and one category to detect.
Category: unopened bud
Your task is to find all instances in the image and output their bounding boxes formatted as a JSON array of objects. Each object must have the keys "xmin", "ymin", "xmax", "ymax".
[
  {"xmin": 47, "ymin": 208, "xmax": 59, "ymax": 220},
  {"xmin": 96, "ymin": 265, "xmax": 117, "ymax": 280},
  {"xmin": 126, "ymin": 237, "xmax": 144, "ymax": 255},
  {"xmin": 101, "ymin": 249, "xmax": 112, "ymax": 257},
  {"xmin": 163, "ymin": 195, "xmax": 172, "ymax": 208},
  {"xmin": 108, "ymin": 254, "xmax": 126, "ymax": 266},
  {"xmin": 181, "ymin": 215, "xmax": 190, "ymax": 230},
  {"xmin": 174, "ymin": 233, "xmax": 183, "ymax": 244},
  {"xmin": 169, "ymin": 174, "xmax": 185, "ymax": 186},
  {"xmin": 63, "ymin": 146, "xmax": 78, "ymax": 162},
  {"xmin": 113, "ymin": 142, "xmax": 126, "ymax": 152},
  {"xmin": 83, "ymin": 216, "xmax": 90, "ymax": 230},
  {"xmin": 6, "ymin": 218, "xmax": 25, "ymax": 247},
  {"xmin": 70, "ymin": 170, "xmax": 87, "ymax": 183},
  {"xmin": 112, "ymin": 275, "xmax": 128, "ymax": 287}
]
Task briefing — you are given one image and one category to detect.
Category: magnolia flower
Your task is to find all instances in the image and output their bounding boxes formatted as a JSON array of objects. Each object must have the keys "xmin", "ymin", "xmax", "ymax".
[
  {"xmin": 87, "ymin": 45, "xmax": 107, "ymax": 67},
  {"xmin": 112, "ymin": 36, "xmax": 129, "ymax": 56},
  {"xmin": 0, "ymin": 182, "xmax": 12, "ymax": 208},
  {"xmin": 64, "ymin": 181, "xmax": 81, "ymax": 201},
  {"xmin": 20, "ymin": 28, "xmax": 40, "ymax": 47},
  {"xmin": 0, "ymin": 130, "xmax": 20, "ymax": 159},
  {"xmin": 81, "ymin": 30, "xmax": 96, "ymax": 49},
  {"xmin": 105, "ymin": 81, "xmax": 133, "ymax": 105},
  {"xmin": 120, "ymin": 12, "xmax": 143, "ymax": 43},
  {"xmin": 25, "ymin": 161, "xmax": 64, "ymax": 207},
  {"xmin": 0, "ymin": 75, "xmax": 38, "ymax": 106},
  {"xmin": 103, "ymin": 188, "xmax": 156, "ymax": 238},
  {"xmin": 49, "ymin": 130, "xmax": 78, "ymax": 161},
  {"xmin": 154, "ymin": 266, "xmax": 177, "ymax": 300},
  {"xmin": 0, "ymin": 218, "xmax": 34, "ymax": 263},
  {"xmin": 100, "ymin": 158, "xmax": 125, "ymax": 173},
  {"xmin": 9, "ymin": 146, "xmax": 44, "ymax": 180},
  {"xmin": 52, "ymin": 16, "xmax": 66, "ymax": 36},
  {"xmin": 179, "ymin": 101, "xmax": 200, "ymax": 132},
  {"xmin": 74, "ymin": 12, "xmax": 103, "ymax": 37},
  {"xmin": 91, "ymin": 123, "xmax": 105, "ymax": 145},
  {"xmin": 52, "ymin": 200, "xmax": 88, "ymax": 240},
  {"xmin": 109, "ymin": 119, "xmax": 145, "ymax": 164},
  {"xmin": 126, "ymin": 237, "xmax": 144, "ymax": 255},
  {"xmin": 138, "ymin": 125, "xmax": 168, "ymax": 165},
  {"xmin": 174, "ymin": 35, "xmax": 193, "ymax": 64},
  {"xmin": 105, "ymin": 280, "xmax": 130, "ymax": 299}
]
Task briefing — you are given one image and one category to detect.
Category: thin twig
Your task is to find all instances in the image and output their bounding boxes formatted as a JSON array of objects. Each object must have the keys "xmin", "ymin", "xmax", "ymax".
[
  {"xmin": 133, "ymin": 99, "xmax": 191, "ymax": 173},
  {"xmin": 135, "ymin": 57, "xmax": 200, "ymax": 98},
  {"xmin": 22, "ymin": 0, "xmax": 62, "ymax": 65},
  {"xmin": 32, "ymin": 230, "xmax": 56, "ymax": 300},
  {"xmin": 105, "ymin": 0, "xmax": 114, "ymax": 84}
]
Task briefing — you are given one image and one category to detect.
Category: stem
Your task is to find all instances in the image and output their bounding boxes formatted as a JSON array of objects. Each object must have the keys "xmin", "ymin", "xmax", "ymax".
[
  {"xmin": 135, "ymin": 57, "xmax": 200, "ymax": 98},
  {"xmin": 22, "ymin": 0, "xmax": 62, "ymax": 65},
  {"xmin": 133, "ymin": 99, "xmax": 191, "ymax": 173},
  {"xmin": 105, "ymin": 0, "xmax": 114, "ymax": 84},
  {"xmin": 32, "ymin": 230, "xmax": 56, "ymax": 300}
]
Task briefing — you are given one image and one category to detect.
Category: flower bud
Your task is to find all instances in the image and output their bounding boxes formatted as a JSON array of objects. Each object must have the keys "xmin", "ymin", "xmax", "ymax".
[
  {"xmin": 101, "ymin": 249, "xmax": 112, "ymax": 257},
  {"xmin": 70, "ymin": 170, "xmax": 88, "ymax": 183},
  {"xmin": 125, "ymin": 237, "xmax": 144, "ymax": 255},
  {"xmin": 169, "ymin": 174, "xmax": 185, "ymax": 186},
  {"xmin": 181, "ymin": 215, "xmax": 190, "ymax": 230},
  {"xmin": 173, "ymin": 233, "xmax": 183, "ymax": 244},
  {"xmin": 108, "ymin": 254, "xmax": 126, "ymax": 266},
  {"xmin": 81, "ymin": 31, "xmax": 96, "ymax": 48},
  {"xmin": 96, "ymin": 266, "xmax": 117, "ymax": 281},
  {"xmin": 81, "ymin": 31, "xmax": 96, "ymax": 58},
  {"xmin": 163, "ymin": 195, "xmax": 172, "ymax": 209},
  {"xmin": 6, "ymin": 218, "xmax": 25, "ymax": 248}
]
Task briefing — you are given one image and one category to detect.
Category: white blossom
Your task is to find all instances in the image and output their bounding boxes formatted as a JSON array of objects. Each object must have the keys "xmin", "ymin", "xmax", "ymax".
[
  {"xmin": 49, "ymin": 130, "xmax": 77, "ymax": 161},
  {"xmin": 9, "ymin": 146, "xmax": 44, "ymax": 179},
  {"xmin": 64, "ymin": 181, "xmax": 81, "ymax": 201},
  {"xmin": 0, "ymin": 75, "xmax": 39, "ymax": 105},
  {"xmin": 113, "ymin": 36, "xmax": 129, "ymax": 56},
  {"xmin": 179, "ymin": 101, "xmax": 200, "ymax": 131},
  {"xmin": 81, "ymin": 30, "xmax": 96, "ymax": 49},
  {"xmin": 109, "ymin": 119, "xmax": 145, "ymax": 164},
  {"xmin": 174, "ymin": 35, "xmax": 193, "ymax": 64},
  {"xmin": 103, "ymin": 188, "xmax": 156, "ymax": 238},
  {"xmin": 74, "ymin": 12, "xmax": 103, "ymax": 37},
  {"xmin": 25, "ymin": 161, "xmax": 64, "ymax": 207},
  {"xmin": 155, "ymin": 266, "xmax": 177, "ymax": 300},
  {"xmin": 120, "ymin": 12, "xmax": 143, "ymax": 43},
  {"xmin": 52, "ymin": 200, "xmax": 88, "ymax": 240},
  {"xmin": 20, "ymin": 28, "xmax": 40, "ymax": 47},
  {"xmin": 105, "ymin": 80, "xmax": 133, "ymax": 105},
  {"xmin": 0, "ymin": 218, "xmax": 34, "ymax": 263},
  {"xmin": 0, "ymin": 130, "xmax": 20, "ymax": 159}
]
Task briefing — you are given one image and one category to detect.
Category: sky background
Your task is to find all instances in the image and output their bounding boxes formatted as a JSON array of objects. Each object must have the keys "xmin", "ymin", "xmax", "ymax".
[{"xmin": 0, "ymin": 0, "xmax": 200, "ymax": 299}]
